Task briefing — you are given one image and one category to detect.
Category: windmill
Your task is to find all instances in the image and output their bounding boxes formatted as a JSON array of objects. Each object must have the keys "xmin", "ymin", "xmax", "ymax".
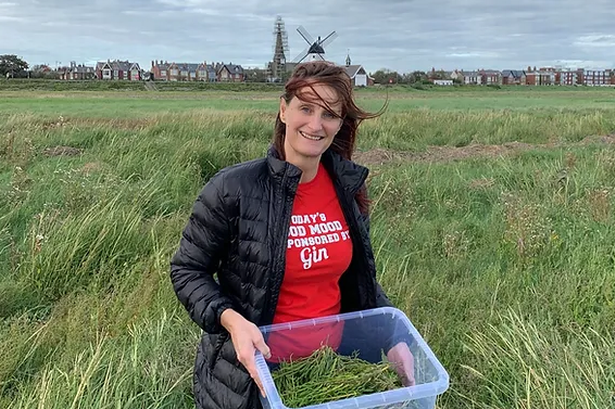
[{"xmin": 292, "ymin": 26, "xmax": 338, "ymax": 63}]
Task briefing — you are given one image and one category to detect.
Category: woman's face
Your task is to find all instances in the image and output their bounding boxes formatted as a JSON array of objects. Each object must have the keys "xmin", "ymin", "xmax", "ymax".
[{"xmin": 280, "ymin": 83, "xmax": 343, "ymax": 164}]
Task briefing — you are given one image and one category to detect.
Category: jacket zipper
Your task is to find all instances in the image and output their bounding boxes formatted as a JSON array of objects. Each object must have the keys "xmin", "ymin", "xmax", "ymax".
[
  {"xmin": 336, "ymin": 183, "xmax": 376, "ymax": 308},
  {"xmin": 264, "ymin": 171, "xmax": 296, "ymax": 325}
]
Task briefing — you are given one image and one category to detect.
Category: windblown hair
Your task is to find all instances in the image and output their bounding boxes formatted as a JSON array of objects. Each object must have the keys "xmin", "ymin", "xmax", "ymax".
[{"xmin": 273, "ymin": 61, "xmax": 385, "ymax": 214}]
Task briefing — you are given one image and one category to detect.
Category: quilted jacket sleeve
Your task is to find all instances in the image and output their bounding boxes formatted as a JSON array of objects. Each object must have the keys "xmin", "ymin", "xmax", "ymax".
[
  {"xmin": 361, "ymin": 209, "xmax": 394, "ymax": 309},
  {"xmin": 170, "ymin": 176, "xmax": 235, "ymax": 334},
  {"xmin": 362, "ymin": 210, "xmax": 415, "ymax": 351}
]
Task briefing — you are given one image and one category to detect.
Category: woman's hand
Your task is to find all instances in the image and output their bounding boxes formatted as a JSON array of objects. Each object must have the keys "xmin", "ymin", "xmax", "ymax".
[
  {"xmin": 221, "ymin": 309, "xmax": 271, "ymax": 397},
  {"xmin": 386, "ymin": 342, "xmax": 416, "ymax": 387}
]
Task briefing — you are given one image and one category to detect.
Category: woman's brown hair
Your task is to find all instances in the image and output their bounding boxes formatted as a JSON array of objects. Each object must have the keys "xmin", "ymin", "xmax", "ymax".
[{"xmin": 273, "ymin": 61, "xmax": 385, "ymax": 214}]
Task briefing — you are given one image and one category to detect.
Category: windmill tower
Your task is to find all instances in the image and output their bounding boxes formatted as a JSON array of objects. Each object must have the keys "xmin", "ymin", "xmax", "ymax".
[
  {"xmin": 292, "ymin": 26, "xmax": 338, "ymax": 63},
  {"xmin": 268, "ymin": 16, "xmax": 289, "ymax": 82}
]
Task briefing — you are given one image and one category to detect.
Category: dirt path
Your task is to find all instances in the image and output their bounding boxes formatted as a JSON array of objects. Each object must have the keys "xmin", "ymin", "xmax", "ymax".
[{"xmin": 353, "ymin": 134, "xmax": 615, "ymax": 165}]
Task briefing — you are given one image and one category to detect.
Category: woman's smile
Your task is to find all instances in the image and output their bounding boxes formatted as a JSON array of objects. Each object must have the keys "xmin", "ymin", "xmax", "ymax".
[{"xmin": 299, "ymin": 130, "xmax": 325, "ymax": 141}]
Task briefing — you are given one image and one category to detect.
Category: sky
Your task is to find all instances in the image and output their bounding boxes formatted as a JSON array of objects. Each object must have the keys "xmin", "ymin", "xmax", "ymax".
[{"xmin": 1, "ymin": 0, "xmax": 615, "ymax": 73}]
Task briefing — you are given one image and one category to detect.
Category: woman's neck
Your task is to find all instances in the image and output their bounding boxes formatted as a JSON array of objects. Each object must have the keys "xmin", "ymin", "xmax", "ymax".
[{"xmin": 286, "ymin": 154, "xmax": 320, "ymax": 184}]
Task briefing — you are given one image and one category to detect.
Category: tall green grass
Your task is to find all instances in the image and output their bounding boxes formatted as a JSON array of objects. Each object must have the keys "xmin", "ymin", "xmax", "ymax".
[{"xmin": 1, "ymin": 93, "xmax": 614, "ymax": 408}]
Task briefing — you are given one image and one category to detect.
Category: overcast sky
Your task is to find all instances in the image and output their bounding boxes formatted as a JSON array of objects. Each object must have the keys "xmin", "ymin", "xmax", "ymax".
[{"xmin": 2, "ymin": 0, "xmax": 615, "ymax": 73}]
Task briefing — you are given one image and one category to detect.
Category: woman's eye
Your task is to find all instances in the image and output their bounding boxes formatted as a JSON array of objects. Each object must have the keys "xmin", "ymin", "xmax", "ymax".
[
  {"xmin": 323, "ymin": 112, "xmax": 335, "ymax": 119},
  {"xmin": 300, "ymin": 106, "xmax": 311, "ymax": 113}
]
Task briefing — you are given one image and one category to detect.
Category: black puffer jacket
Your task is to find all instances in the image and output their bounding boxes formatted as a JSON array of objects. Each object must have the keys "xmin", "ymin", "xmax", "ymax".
[{"xmin": 170, "ymin": 147, "xmax": 396, "ymax": 409}]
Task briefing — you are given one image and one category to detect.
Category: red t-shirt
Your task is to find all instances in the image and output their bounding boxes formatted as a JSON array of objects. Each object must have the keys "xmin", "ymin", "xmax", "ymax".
[{"xmin": 267, "ymin": 163, "xmax": 353, "ymax": 363}]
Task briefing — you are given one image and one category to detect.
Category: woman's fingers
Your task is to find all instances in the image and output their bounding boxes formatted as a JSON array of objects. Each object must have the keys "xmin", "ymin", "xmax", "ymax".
[
  {"xmin": 235, "ymin": 329, "xmax": 270, "ymax": 397},
  {"xmin": 255, "ymin": 337, "xmax": 272, "ymax": 360},
  {"xmin": 244, "ymin": 355, "xmax": 266, "ymax": 397}
]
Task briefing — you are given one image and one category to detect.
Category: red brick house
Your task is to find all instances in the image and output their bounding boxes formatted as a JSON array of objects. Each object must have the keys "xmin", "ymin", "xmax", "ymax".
[
  {"xmin": 501, "ymin": 70, "xmax": 526, "ymax": 85},
  {"xmin": 556, "ymin": 69, "xmax": 582, "ymax": 86},
  {"xmin": 216, "ymin": 63, "xmax": 244, "ymax": 82},
  {"xmin": 525, "ymin": 67, "xmax": 538, "ymax": 85},
  {"xmin": 525, "ymin": 66, "xmax": 556, "ymax": 85},
  {"xmin": 583, "ymin": 69, "xmax": 610, "ymax": 86},
  {"xmin": 151, "ymin": 60, "xmax": 217, "ymax": 81},
  {"xmin": 479, "ymin": 69, "xmax": 502, "ymax": 85},
  {"xmin": 539, "ymin": 67, "xmax": 556, "ymax": 85}
]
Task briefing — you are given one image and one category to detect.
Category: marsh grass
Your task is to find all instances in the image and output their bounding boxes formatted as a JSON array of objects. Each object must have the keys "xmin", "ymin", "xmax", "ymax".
[{"xmin": 1, "ymin": 91, "xmax": 614, "ymax": 408}]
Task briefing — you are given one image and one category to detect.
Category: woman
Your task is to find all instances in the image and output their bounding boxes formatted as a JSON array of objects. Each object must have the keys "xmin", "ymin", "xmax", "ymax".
[{"xmin": 170, "ymin": 61, "xmax": 415, "ymax": 409}]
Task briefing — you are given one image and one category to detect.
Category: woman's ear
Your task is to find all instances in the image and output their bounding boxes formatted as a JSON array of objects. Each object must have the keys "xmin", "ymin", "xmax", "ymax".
[{"xmin": 279, "ymin": 98, "xmax": 287, "ymax": 124}]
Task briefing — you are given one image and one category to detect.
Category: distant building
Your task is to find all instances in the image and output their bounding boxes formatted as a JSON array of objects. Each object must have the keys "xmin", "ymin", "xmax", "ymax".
[
  {"xmin": 96, "ymin": 60, "xmax": 141, "ymax": 80},
  {"xmin": 583, "ymin": 69, "xmax": 610, "ymax": 86},
  {"xmin": 427, "ymin": 67, "xmax": 452, "ymax": 83},
  {"xmin": 343, "ymin": 53, "xmax": 371, "ymax": 87},
  {"xmin": 216, "ymin": 63, "xmax": 245, "ymax": 82},
  {"xmin": 501, "ymin": 70, "xmax": 527, "ymax": 85},
  {"xmin": 525, "ymin": 67, "xmax": 555, "ymax": 86},
  {"xmin": 59, "ymin": 62, "xmax": 96, "ymax": 80},
  {"xmin": 459, "ymin": 71, "xmax": 481, "ymax": 85},
  {"xmin": 433, "ymin": 79, "xmax": 453, "ymax": 86},
  {"xmin": 150, "ymin": 60, "xmax": 217, "ymax": 82},
  {"xmin": 479, "ymin": 69, "xmax": 502, "ymax": 85},
  {"xmin": 555, "ymin": 69, "xmax": 582, "ymax": 86}
]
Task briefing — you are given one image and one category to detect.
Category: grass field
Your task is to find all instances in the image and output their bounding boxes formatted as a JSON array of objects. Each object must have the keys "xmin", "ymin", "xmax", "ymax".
[{"xmin": 1, "ymin": 85, "xmax": 614, "ymax": 409}]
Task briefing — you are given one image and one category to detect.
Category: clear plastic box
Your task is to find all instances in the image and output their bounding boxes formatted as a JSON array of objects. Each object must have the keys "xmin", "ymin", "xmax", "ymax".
[{"xmin": 255, "ymin": 307, "xmax": 449, "ymax": 409}]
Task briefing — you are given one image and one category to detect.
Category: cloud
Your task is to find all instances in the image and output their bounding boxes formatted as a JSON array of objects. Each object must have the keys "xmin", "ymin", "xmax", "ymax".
[
  {"xmin": 1, "ymin": 0, "xmax": 614, "ymax": 72},
  {"xmin": 0, "ymin": 15, "xmax": 25, "ymax": 22},
  {"xmin": 447, "ymin": 52, "xmax": 501, "ymax": 59},
  {"xmin": 574, "ymin": 34, "xmax": 615, "ymax": 48}
]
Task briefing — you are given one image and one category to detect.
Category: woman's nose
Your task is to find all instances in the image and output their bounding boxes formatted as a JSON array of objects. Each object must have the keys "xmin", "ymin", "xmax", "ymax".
[{"xmin": 308, "ymin": 114, "xmax": 324, "ymax": 131}]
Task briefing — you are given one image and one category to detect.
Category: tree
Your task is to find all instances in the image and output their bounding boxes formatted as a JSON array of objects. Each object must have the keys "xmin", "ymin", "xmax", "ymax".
[
  {"xmin": 244, "ymin": 67, "xmax": 268, "ymax": 82},
  {"xmin": 30, "ymin": 64, "xmax": 57, "ymax": 79},
  {"xmin": 370, "ymin": 69, "xmax": 402, "ymax": 85},
  {"xmin": 402, "ymin": 71, "xmax": 428, "ymax": 84},
  {"xmin": 0, "ymin": 54, "xmax": 29, "ymax": 78}
]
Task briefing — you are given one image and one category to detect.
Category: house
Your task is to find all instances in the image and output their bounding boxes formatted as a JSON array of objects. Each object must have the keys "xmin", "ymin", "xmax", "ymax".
[
  {"xmin": 433, "ymin": 79, "xmax": 453, "ymax": 86},
  {"xmin": 195, "ymin": 62, "xmax": 217, "ymax": 82},
  {"xmin": 525, "ymin": 66, "xmax": 555, "ymax": 86},
  {"xmin": 216, "ymin": 63, "xmax": 244, "ymax": 82},
  {"xmin": 344, "ymin": 64, "xmax": 371, "ymax": 87},
  {"xmin": 449, "ymin": 69, "xmax": 463, "ymax": 82},
  {"xmin": 556, "ymin": 69, "xmax": 582, "ymax": 86},
  {"xmin": 96, "ymin": 60, "xmax": 141, "ymax": 80},
  {"xmin": 480, "ymin": 69, "xmax": 502, "ymax": 85},
  {"xmin": 583, "ymin": 69, "xmax": 610, "ymax": 86},
  {"xmin": 342, "ymin": 54, "xmax": 372, "ymax": 86},
  {"xmin": 538, "ymin": 67, "xmax": 556, "ymax": 85},
  {"xmin": 150, "ymin": 60, "xmax": 218, "ymax": 81},
  {"xmin": 525, "ymin": 67, "xmax": 537, "ymax": 85},
  {"xmin": 150, "ymin": 61, "xmax": 168, "ymax": 81},
  {"xmin": 448, "ymin": 70, "xmax": 481, "ymax": 85},
  {"xmin": 206, "ymin": 65, "xmax": 218, "ymax": 82},
  {"xmin": 344, "ymin": 56, "xmax": 374, "ymax": 87},
  {"xmin": 455, "ymin": 71, "xmax": 481, "ymax": 85},
  {"xmin": 427, "ymin": 67, "xmax": 453, "ymax": 82},
  {"xmin": 501, "ymin": 70, "xmax": 526, "ymax": 85},
  {"xmin": 59, "ymin": 62, "xmax": 96, "ymax": 80}
]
